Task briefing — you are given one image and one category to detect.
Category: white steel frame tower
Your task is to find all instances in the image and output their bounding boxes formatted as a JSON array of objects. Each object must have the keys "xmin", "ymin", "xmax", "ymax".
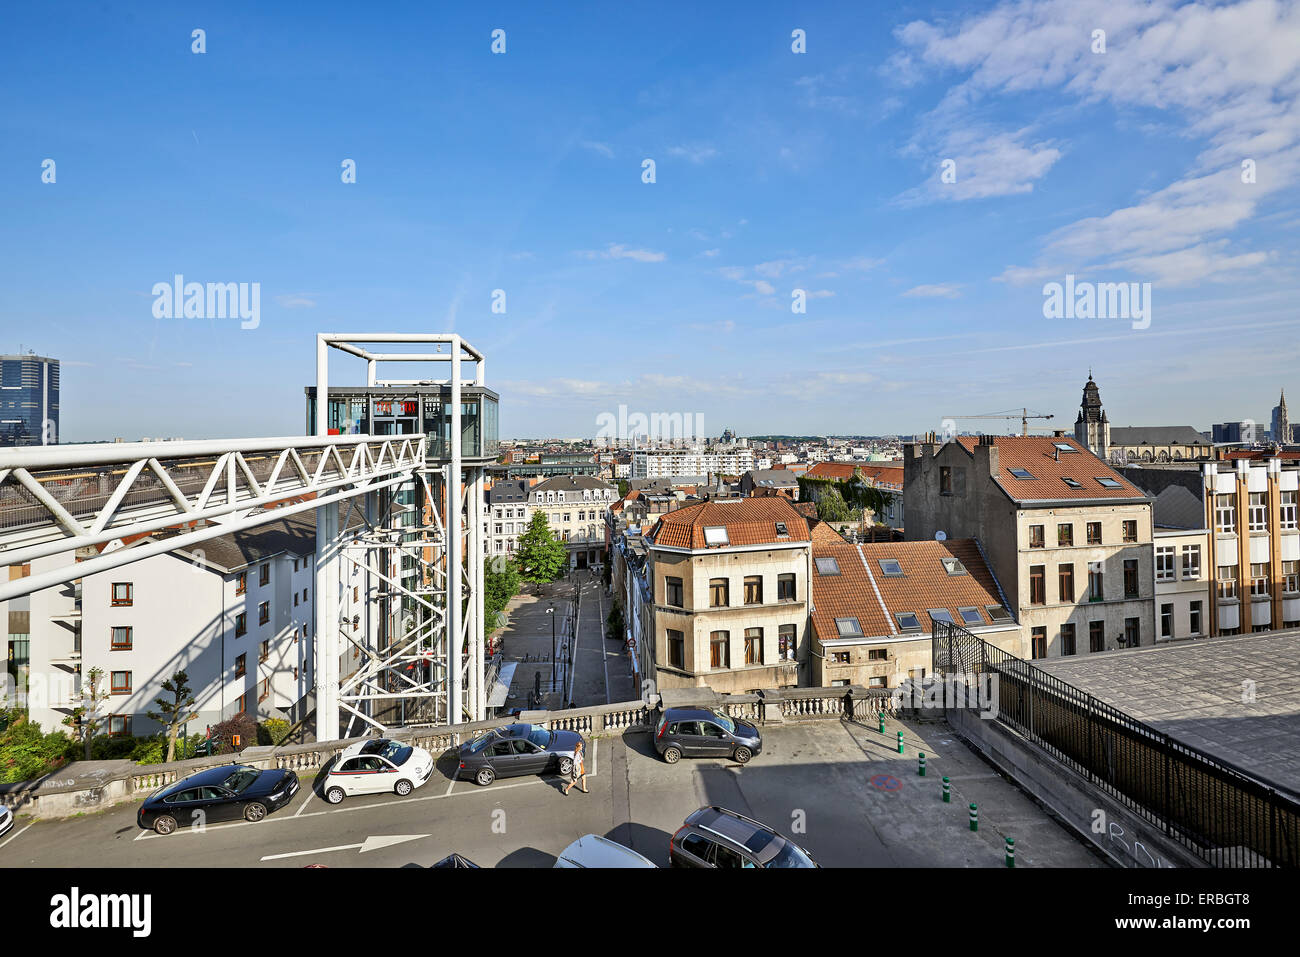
[{"xmin": 313, "ymin": 334, "xmax": 489, "ymax": 741}]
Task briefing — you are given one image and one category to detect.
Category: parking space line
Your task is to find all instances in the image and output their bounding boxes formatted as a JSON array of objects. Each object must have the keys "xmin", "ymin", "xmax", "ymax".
[
  {"xmin": 443, "ymin": 777, "xmax": 457, "ymax": 797},
  {"xmin": 293, "ymin": 787, "xmax": 315, "ymax": 817},
  {"xmin": 0, "ymin": 823, "xmax": 32, "ymax": 850}
]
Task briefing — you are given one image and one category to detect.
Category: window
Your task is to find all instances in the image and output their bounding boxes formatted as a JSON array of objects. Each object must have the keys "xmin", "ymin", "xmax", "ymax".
[
  {"xmin": 259, "ymin": 639, "xmax": 269, "ymax": 663},
  {"xmin": 835, "ymin": 617, "xmax": 863, "ymax": 636},
  {"xmin": 260, "ymin": 677, "xmax": 271, "ymax": 702},
  {"xmin": 111, "ymin": 582, "xmax": 133, "ymax": 606},
  {"xmin": 1096, "ymin": 477, "xmax": 1122, "ymax": 489},
  {"xmin": 1215, "ymin": 495, "xmax": 1236, "ymax": 533},
  {"xmin": 1181, "ymin": 545, "xmax": 1201, "ymax": 580},
  {"xmin": 815, "ymin": 557, "xmax": 840, "ymax": 576},
  {"xmin": 1250, "ymin": 562, "xmax": 1269, "ymax": 597},
  {"xmin": 958, "ymin": 607, "xmax": 983, "ymax": 626},
  {"xmin": 868, "ymin": 676, "xmax": 887, "ymax": 689},
  {"xmin": 259, "ymin": 564, "xmax": 270, "ymax": 587},
  {"xmin": 1161, "ymin": 603, "xmax": 1173, "ymax": 639},
  {"xmin": 928, "ymin": 609, "xmax": 954, "ymax": 626},
  {"xmin": 895, "ymin": 612, "xmax": 921, "ymax": 632},
  {"xmin": 709, "ymin": 578, "xmax": 729, "ymax": 607},
  {"xmin": 1217, "ymin": 566, "xmax": 1237, "ymax": 600},
  {"xmin": 667, "ymin": 630, "xmax": 685, "ymax": 669},
  {"xmin": 774, "ymin": 522, "xmax": 789, "ymax": 537},
  {"xmin": 293, "ymin": 559, "xmax": 299, "ymax": 573},
  {"xmin": 110, "ymin": 671, "xmax": 131, "ymax": 694},
  {"xmin": 1062, "ymin": 477, "xmax": 1084, "ymax": 490},
  {"xmin": 235, "ymin": 654, "xmax": 246, "ymax": 678},
  {"xmin": 1089, "ymin": 621, "xmax": 1105, "ymax": 653},
  {"xmin": 878, "ymin": 559, "xmax": 903, "ymax": 577},
  {"xmin": 236, "ymin": 572, "xmax": 247, "ymax": 595},
  {"xmin": 1124, "ymin": 559, "xmax": 1139, "ymax": 598},
  {"xmin": 1124, "ymin": 618, "xmax": 1140, "ymax": 647},
  {"xmin": 294, "ymin": 593, "xmax": 299, "ymax": 607},
  {"xmin": 1282, "ymin": 491, "xmax": 1297, "ymax": 530},
  {"xmin": 1008, "ymin": 467, "xmax": 1036, "ymax": 480},
  {"xmin": 1284, "ymin": 560, "xmax": 1299, "ymax": 593},
  {"xmin": 778, "ymin": 624, "xmax": 796, "ymax": 660},
  {"xmin": 777, "ymin": 574, "xmax": 796, "ymax": 601},
  {"xmin": 258, "ymin": 601, "xmax": 270, "ymax": 625},
  {"xmin": 940, "ymin": 557, "xmax": 966, "ymax": 576},
  {"xmin": 1031, "ymin": 627, "xmax": 1047, "ymax": 660},
  {"xmin": 109, "ymin": 715, "xmax": 131, "ymax": 737},
  {"xmin": 1122, "ymin": 520, "xmax": 1138, "ymax": 543},
  {"xmin": 1053, "ymin": 442, "xmax": 1077, "ymax": 453},
  {"xmin": 665, "ymin": 577, "xmax": 683, "ymax": 607},
  {"xmin": 1029, "ymin": 565, "xmax": 1045, "ymax": 605},
  {"xmin": 303, "ymin": 588, "xmax": 309, "ymax": 602},
  {"xmin": 1029, "ymin": 525, "xmax": 1045, "ymax": 549},
  {"xmin": 1189, "ymin": 601, "xmax": 1202, "ymax": 636},
  {"xmin": 1058, "ymin": 563, "xmax": 1074, "ymax": 603},
  {"xmin": 986, "ymin": 604, "xmax": 1012, "ymax": 622},
  {"xmin": 744, "ymin": 628, "xmax": 762, "ymax": 664},
  {"xmin": 1061, "ymin": 623, "xmax": 1076, "ymax": 656},
  {"xmin": 831, "ymin": 651, "xmax": 850, "ymax": 664},
  {"xmin": 703, "ymin": 526, "xmax": 729, "ymax": 547},
  {"xmin": 867, "ymin": 648, "xmax": 887, "ymax": 661},
  {"xmin": 1087, "ymin": 522, "xmax": 1102, "ymax": 545},
  {"xmin": 1057, "ymin": 523, "xmax": 1074, "ymax": 547},
  {"xmin": 237, "ymin": 693, "xmax": 248, "ymax": 715},
  {"xmin": 744, "ymin": 576, "xmax": 763, "ymax": 605},
  {"xmin": 1156, "ymin": 546, "xmax": 1175, "ymax": 583},
  {"xmin": 110, "ymin": 626, "xmax": 133, "ymax": 650},
  {"xmin": 1248, "ymin": 492, "xmax": 1267, "ymax": 532},
  {"xmin": 710, "ymin": 631, "xmax": 730, "ymax": 669},
  {"xmin": 235, "ymin": 612, "xmax": 247, "ymax": 637},
  {"xmin": 1088, "ymin": 562, "xmax": 1104, "ymax": 601},
  {"xmin": 940, "ymin": 466, "xmax": 952, "ymax": 495}
]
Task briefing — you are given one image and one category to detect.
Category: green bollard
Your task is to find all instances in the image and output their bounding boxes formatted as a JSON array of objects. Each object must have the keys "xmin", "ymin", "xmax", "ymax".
[
  {"xmin": 918, "ymin": 752, "xmax": 926, "ymax": 777},
  {"xmin": 897, "ymin": 731, "xmax": 905, "ymax": 754},
  {"xmin": 942, "ymin": 776, "xmax": 951, "ymax": 802},
  {"xmin": 878, "ymin": 713, "xmax": 886, "ymax": 734},
  {"xmin": 1005, "ymin": 837, "xmax": 1015, "ymax": 868},
  {"xmin": 969, "ymin": 803, "xmax": 979, "ymax": 832}
]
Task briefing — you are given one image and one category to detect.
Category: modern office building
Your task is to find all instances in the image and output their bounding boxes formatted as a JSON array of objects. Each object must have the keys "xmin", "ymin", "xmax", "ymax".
[{"xmin": 0, "ymin": 353, "xmax": 59, "ymax": 446}]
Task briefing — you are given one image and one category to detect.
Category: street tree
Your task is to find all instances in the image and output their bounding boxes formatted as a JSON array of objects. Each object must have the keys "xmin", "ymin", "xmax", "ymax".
[
  {"xmin": 62, "ymin": 666, "xmax": 110, "ymax": 761},
  {"xmin": 146, "ymin": 670, "xmax": 198, "ymax": 763},
  {"xmin": 515, "ymin": 512, "xmax": 568, "ymax": 585}
]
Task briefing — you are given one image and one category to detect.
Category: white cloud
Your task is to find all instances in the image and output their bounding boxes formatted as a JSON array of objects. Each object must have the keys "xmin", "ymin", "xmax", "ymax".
[
  {"xmin": 581, "ymin": 141, "xmax": 615, "ymax": 158},
  {"xmin": 701, "ymin": 248, "xmax": 721, "ymax": 258},
  {"xmin": 275, "ymin": 294, "xmax": 316, "ymax": 308},
  {"xmin": 667, "ymin": 144, "xmax": 719, "ymax": 163},
  {"xmin": 578, "ymin": 244, "xmax": 666, "ymax": 263},
  {"xmin": 902, "ymin": 283, "xmax": 963, "ymax": 299},
  {"xmin": 753, "ymin": 280, "xmax": 776, "ymax": 295}
]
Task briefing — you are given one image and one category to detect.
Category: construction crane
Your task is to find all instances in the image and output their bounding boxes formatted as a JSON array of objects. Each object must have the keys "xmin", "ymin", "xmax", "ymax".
[{"xmin": 943, "ymin": 408, "xmax": 1055, "ymax": 437}]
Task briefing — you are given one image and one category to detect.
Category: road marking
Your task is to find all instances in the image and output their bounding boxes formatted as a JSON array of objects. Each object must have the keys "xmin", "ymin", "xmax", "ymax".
[
  {"xmin": 591, "ymin": 737, "xmax": 598, "ymax": 777},
  {"xmin": 260, "ymin": 833, "xmax": 428, "ymax": 861},
  {"xmin": 443, "ymin": 777, "xmax": 457, "ymax": 797},
  {"xmin": 0, "ymin": 823, "xmax": 32, "ymax": 850},
  {"xmin": 598, "ymin": 583, "xmax": 611, "ymax": 703},
  {"xmin": 293, "ymin": 787, "xmax": 315, "ymax": 817}
]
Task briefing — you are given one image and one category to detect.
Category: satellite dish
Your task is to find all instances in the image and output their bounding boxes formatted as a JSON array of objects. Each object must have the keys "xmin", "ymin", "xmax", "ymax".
[{"xmin": 935, "ymin": 530, "xmax": 947, "ymax": 541}]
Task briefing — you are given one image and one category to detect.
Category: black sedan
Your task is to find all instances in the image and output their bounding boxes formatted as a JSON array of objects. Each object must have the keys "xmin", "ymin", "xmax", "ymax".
[
  {"xmin": 455, "ymin": 723, "xmax": 584, "ymax": 786},
  {"xmin": 137, "ymin": 764, "xmax": 299, "ymax": 835}
]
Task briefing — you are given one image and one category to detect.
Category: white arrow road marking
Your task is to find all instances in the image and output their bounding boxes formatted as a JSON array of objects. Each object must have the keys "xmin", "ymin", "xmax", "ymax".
[{"xmin": 260, "ymin": 833, "xmax": 428, "ymax": 861}]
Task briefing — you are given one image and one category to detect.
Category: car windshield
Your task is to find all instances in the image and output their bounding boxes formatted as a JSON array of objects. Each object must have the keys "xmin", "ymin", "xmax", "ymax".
[
  {"xmin": 466, "ymin": 732, "xmax": 497, "ymax": 753},
  {"xmin": 377, "ymin": 741, "xmax": 413, "ymax": 765},
  {"xmin": 527, "ymin": 727, "xmax": 552, "ymax": 749},
  {"xmin": 711, "ymin": 711, "xmax": 736, "ymax": 733},
  {"xmin": 220, "ymin": 767, "xmax": 261, "ymax": 793},
  {"xmin": 764, "ymin": 840, "xmax": 816, "ymax": 869}
]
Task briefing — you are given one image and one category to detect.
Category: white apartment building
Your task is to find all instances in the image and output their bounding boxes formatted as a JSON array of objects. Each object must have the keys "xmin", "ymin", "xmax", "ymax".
[
  {"xmin": 632, "ymin": 447, "xmax": 756, "ymax": 479},
  {"xmin": 486, "ymin": 480, "xmax": 531, "ymax": 557},
  {"xmin": 529, "ymin": 475, "xmax": 617, "ymax": 569},
  {"xmin": 1154, "ymin": 527, "xmax": 1211, "ymax": 642}
]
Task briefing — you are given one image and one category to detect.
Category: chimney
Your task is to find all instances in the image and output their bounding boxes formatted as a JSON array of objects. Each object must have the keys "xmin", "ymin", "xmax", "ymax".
[{"xmin": 974, "ymin": 434, "xmax": 999, "ymax": 477}]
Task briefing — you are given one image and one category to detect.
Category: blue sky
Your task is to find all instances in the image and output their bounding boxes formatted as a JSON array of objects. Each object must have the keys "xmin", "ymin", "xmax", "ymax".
[{"xmin": 2, "ymin": 0, "xmax": 1298, "ymax": 441}]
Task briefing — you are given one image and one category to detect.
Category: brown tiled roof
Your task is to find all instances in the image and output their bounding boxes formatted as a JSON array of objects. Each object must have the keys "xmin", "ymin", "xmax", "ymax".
[
  {"xmin": 648, "ymin": 496, "xmax": 810, "ymax": 549},
  {"xmin": 805, "ymin": 462, "xmax": 904, "ymax": 486},
  {"xmin": 810, "ymin": 538, "xmax": 1009, "ymax": 642},
  {"xmin": 954, "ymin": 436, "xmax": 1146, "ymax": 502}
]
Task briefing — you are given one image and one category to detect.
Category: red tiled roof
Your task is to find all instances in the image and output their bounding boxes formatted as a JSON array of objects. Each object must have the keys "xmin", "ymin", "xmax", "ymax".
[
  {"xmin": 805, "ymin": 462, "xmax": 904, "ymax": 486},
  {"xmin": 953, "ymin": 436, "xmax": 1146, "ymax": 501},
  {"xmin": 810, "ymin": 538, "xmax": 1009, "ymax": 642},
  {"xmin": 648, "ymin": 496, "xmax": 810, "ymax": 549}
]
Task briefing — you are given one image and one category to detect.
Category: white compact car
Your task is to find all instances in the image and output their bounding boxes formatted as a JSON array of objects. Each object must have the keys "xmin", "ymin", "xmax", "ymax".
[
  {"xmin": 323, "ymin": 738, "xmax": 436, "ymax": 804},
  {"xmin": 554, "ymin": 834, "xmax": 657, "ymax": 868},
  {"xmin": 0, "ymin": 804, "xmax": 13, "ymax": 840}
]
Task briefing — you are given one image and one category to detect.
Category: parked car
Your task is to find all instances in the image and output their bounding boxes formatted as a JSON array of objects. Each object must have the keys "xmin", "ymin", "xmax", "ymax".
[
  {"xmin": 455, "ymin": 723, "xmax": 584, "ymax": 786},
  {"xmin": 670, "ymin": 806, "xmax": 818, "ymax": 868},
  {"xmin": 653, "ymin": 708, "xmax": 762, "ymax": 764},
  {"xmin": 0, "ymin": 803, "xmax": 13, "ymax": 840},
  {"xmin": 323, "ymin": 738, "xmax": 435, "ymax": 804},
  {"xmin": 554, "ymin": 834, "xmax": 656, "ymax": 868},
  {"xmin": 137, "ymin": 764, "xmax": 299, "ymax": 835}
]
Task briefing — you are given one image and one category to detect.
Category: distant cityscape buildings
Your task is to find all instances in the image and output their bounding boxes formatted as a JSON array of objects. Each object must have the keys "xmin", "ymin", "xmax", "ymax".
[{"xmin": 0, "ymin": 352, "xmax": 59, "ymax": 446}]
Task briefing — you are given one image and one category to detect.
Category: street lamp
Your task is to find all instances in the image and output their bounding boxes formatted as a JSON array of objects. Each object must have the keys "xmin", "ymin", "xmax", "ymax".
[{"xmin": 547, "ymin": 604, "xmax": 556, "ymax": 692}]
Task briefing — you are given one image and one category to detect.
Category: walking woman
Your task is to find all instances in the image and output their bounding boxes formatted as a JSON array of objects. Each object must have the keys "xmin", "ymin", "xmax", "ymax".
[{"xmin": 562, "ymin": 740, "xmax": 589, "ymax": 795}]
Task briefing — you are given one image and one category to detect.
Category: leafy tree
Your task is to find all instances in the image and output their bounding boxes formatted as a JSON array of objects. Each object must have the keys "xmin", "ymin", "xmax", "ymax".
[
  {"xmin": 515, "ymin": 512, "xmax": 568, "ymax": 585},
  {"xmin": 209, "ymin": 713, "xmax": 257, "ymax": 755},
  {"xmin": 484, "ymin": 556, "xmax": 521, "ymax": 624},
  {"xmin": 63, "ymin": 666, "xmax": 110, "ymax": 761},
  {"xmin": 816, "ymin": 486, "xmax": 852, "ymax": 523},
  {"xmin": 617, "ymin": 479, "xmax": 630, "ymax": 497},
  {"xmin": 146, "ymin": 670, "xmax": 198, "ymax": 763}
]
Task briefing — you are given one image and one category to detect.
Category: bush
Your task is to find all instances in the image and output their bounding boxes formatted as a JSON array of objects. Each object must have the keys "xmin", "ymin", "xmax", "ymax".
[
  {"xmin": 0, "ymin": 712, "xmax": 72, "ymax": 784},
  {"xmin": 210, "ymin": 713, "xmax": 258, "ymax": 755},
  {"xmin": 130, "ymin": 737, "xmax": 167, "ymax": 766},
  {"xmin": 258, "ymin": 718, "xmax": 292, "ymax": 747},
  {"xmin": 88, "ymin": 736, "xmax": 138, "ymax": 761}
]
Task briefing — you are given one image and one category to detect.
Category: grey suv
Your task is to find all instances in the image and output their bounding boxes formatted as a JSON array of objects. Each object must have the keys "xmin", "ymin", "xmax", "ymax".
[
  {"xmin": 670, "ymin": 806, "xmax": 818, "ymax": 868},
  {"xmin": 653, "ymin": 707, "xmax": 762, "ymax": 764}
]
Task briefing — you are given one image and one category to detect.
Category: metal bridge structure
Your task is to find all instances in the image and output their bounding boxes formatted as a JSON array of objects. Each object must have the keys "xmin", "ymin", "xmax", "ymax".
[{"xmin": 0, "ymin": 333, "xmax": 494, "ymax": 741}]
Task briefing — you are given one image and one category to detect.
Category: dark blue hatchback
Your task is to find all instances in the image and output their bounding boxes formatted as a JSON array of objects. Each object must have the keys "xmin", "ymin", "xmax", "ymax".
[{"xmin": 137, "ymin": 763, "xmax": 299, "ymax": 834}]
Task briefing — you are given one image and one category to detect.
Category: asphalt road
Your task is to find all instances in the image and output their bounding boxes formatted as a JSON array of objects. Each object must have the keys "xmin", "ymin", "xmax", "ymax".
[{"xmin": 0, "ymin": 720, "xmax": 1105, "ymax": 868}]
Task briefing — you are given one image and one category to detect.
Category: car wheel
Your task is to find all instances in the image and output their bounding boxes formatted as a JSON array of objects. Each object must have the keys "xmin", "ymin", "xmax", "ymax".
[
  {"xmin": 325, "ymin": 786, "xmax": 345, "ymax": 805},
  {"xmin": 475, "ymin": 766, "xmax": 496, "ymax": 787},
  {"xmin": 395, "ymin": 778, "xmax": 413, "ymax": 796},
  {"xmin": 558, "ymin": 757, "xmax": 574, "ymax": 777},
  {"xmin": 734, "ymin": 746, "xmax": 753, "ymax": 764},
  {"xmin": 153, "ymin": 815, "xmax": 177, "ymax": 836},
  {"xmin": 244, "ymin": 802, "xmax": 268, "ymax": 823},
  {"xmin": 662, "ymin": 746, "xmax": 681, "ymax": 764}
]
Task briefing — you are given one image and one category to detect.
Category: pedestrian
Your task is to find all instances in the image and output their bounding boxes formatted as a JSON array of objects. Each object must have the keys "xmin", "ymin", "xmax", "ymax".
[
  {"xmin": 562, "ymin": 740, "xmax": 589, "ymax": 794},
  {"xmin": 842, "ymin": 689, "xmax": 855, "ymax": 722},
  {"xmin": 755, "ymin": 689, "xmax": 766, "ymax": 726}
]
